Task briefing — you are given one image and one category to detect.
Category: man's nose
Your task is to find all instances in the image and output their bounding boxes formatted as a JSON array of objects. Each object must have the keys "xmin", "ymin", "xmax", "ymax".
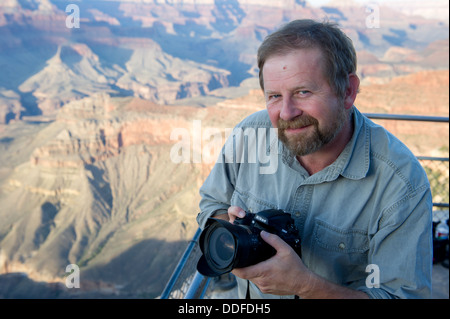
[{"xmin": 280, "ymin": 96, "xmax": 302, "ymax": 121}]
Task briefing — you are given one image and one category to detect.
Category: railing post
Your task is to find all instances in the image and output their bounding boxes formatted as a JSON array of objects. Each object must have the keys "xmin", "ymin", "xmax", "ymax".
[
  {"xmin": 160, "ymin": 228, "xmax": 202, "ymax": 299},
  {"xmin": 184, "ymin": 271, "xmax": 211, "ymax": 299}
]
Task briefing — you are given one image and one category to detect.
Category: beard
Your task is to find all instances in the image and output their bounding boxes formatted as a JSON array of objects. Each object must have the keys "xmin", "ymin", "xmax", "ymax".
[{"xmin": 277, "ymin": 103, "xmax": 348, "ymax": 157}]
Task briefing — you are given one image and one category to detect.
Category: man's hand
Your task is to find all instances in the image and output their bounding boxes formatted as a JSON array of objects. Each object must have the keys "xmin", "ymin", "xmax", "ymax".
[
  {"xmin": 213, "ymin": 206, "xmax": 246, "ymax": 223},
  {"xmin": 232, "ymin": 230, "xmax": 369, "ymax": 299},
  {"xmin": 232, "ymin": 230, "xmax": 311, "ymax": 296},
  {"xmin": 216, "ymin": 206, "xmax": 369, "ymax": 298}
]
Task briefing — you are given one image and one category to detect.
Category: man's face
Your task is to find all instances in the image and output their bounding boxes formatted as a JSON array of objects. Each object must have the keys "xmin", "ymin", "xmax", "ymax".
[{"xmin": 263, "ymin": 48, "xmax": 348, "ymax": 157}]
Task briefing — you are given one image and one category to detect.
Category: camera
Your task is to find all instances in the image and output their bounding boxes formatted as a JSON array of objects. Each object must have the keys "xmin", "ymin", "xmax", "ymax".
[{"xmin": 197, "ymin": 209, "xmax": 301, "ymax": 277}]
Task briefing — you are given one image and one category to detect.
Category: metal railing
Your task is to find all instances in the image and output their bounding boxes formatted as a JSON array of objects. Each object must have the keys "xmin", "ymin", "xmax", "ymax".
[
  {"xmin": 363, "ymin": 113, "xmax": 448, "ymax": 123},
  {"xmin": 160, "ymin": 228, "xmax": 211, "ymax": 299},
  {"xmin": 161, "ymin": 113, "xmax": 449, "ymax": 299},
  {"xmin": 417, "ymin": 156, "xmax": 449, "ymax": 209}
]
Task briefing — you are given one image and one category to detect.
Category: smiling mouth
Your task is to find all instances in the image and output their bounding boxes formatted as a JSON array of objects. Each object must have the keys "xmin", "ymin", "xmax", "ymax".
[{"xmin": 285, "ymin": 125, "xmax": 312, "ymax": 133}]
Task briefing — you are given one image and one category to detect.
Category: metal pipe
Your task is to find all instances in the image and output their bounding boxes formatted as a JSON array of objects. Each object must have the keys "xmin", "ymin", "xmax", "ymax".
[
  {"xmin": 416, "ymin": 156, "xmax": 449, "ymax": 162},
  {"xmin": 160, "ymin": 228, "xmax": 202, "ymax": 299},
  {"xmin": 184, "ymin": 271, "xmax": 211, "ymax": 299},
  {"xmin": 364, "ymin": 113, "xmax": 449, "ymax": 123}
]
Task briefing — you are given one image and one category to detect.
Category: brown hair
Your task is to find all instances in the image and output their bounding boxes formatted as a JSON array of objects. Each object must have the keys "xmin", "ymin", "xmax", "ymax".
[{"xmin": 257, "ymin": 19, "xmax": 357, "ymax": 99}]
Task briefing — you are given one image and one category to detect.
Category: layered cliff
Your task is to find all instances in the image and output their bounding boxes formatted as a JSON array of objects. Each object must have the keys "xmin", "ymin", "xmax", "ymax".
[
  {"xmin": 0, "ymin": 0, "xmax": 448, "ymax": 123},
  {"xmin": 0, "ymin": 92, "xmax": 258, "ymax": 297}
]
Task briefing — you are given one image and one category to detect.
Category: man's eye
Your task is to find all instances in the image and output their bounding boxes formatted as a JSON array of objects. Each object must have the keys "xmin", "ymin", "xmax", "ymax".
[
  {"xmin": 297, "ymin": 90, "xmax": 310, "ymax": 96},
  {"xmin": 268, "ymin": 94, "xmax": 281, "ymax": 100}
]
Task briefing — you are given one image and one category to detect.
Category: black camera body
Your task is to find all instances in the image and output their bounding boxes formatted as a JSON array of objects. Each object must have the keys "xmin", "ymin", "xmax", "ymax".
[{"xmin": 197, "ymin": 209, "xmax": 301, "ymax": 277}]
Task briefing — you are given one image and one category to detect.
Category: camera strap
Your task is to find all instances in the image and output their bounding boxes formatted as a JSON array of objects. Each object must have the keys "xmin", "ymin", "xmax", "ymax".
[{"xmin": 245, "ymin": 280, "xmax": 251, "ymax": 299}]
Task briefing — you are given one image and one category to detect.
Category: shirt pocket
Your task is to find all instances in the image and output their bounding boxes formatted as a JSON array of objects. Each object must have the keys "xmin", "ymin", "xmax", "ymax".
[
  {"xmin": 309, "ymin": 219, "xmax": 369, "ymax": 285},
  {"xmin": 230, "ymin": 188, "xmax": 278, "ymax": 214}
]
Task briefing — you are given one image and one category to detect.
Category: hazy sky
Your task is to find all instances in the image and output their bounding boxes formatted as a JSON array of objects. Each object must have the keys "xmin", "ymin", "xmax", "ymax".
[
  {"xmin": 308, "ymin": 0, "xmax": 449, "ymax": 21},
  {"xmin": 309, "ymin": 0, "xmax": 445, "ymax": 6}
]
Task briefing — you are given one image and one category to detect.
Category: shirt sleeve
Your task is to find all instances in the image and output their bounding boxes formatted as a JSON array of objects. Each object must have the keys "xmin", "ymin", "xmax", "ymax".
[{"xmin": 196, "ymin": 137, "xmax": 240, "ymax": 229}]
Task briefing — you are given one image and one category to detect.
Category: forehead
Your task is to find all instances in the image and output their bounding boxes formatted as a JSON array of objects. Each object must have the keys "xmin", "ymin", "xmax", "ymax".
[{"xmin": 262, "ymin": 48, "xmax": 325, "ymax": 88}]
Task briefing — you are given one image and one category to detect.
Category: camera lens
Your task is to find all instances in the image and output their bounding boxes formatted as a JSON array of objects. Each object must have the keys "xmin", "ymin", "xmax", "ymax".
[
  {"xmin": 198, "ymin": 210, "xmax": 301, "ymax": 277},
  {"xmin": 207, "ymin": 227, "xmax": 235, "ymax": 268}
]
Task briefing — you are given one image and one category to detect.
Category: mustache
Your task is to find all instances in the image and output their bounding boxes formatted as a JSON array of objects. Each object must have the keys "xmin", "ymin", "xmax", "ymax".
[{"xmin": 277, "ymin": 115, "xmax": 318, "ymax": 130}]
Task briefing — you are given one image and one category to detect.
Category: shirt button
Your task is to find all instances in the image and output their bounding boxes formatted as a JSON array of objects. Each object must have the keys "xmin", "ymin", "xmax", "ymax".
[
  {"xmin": 295, "ymin": 211, "xmax": 301, "ymax": 217},
  {"xmin": 338, "ymin": 242, "xmax": 346, "ymax": 249}
]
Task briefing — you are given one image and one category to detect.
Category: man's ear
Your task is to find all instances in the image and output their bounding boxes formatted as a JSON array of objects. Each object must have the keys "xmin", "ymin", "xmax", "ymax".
[{"xmin": 343, "ymin": 73, "xmax": 360, "ymax": 110}]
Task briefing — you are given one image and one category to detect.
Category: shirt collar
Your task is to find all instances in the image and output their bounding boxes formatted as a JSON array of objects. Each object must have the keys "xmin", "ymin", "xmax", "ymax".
[{"xmin": 336, "ymin": 106, "xmax": 370, "ymax": 180}]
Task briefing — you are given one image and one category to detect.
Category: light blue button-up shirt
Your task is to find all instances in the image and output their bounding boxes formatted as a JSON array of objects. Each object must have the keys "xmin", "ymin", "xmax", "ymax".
[{"xmin": 197, "ymin": 107, "xmax": 433, "ymax": 299}]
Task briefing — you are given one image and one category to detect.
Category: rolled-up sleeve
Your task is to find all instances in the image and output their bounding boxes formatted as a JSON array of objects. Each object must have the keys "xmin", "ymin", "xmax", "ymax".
[{"xmin": 197, "ymin": 140, "xmax": 238, "ymax": 229}]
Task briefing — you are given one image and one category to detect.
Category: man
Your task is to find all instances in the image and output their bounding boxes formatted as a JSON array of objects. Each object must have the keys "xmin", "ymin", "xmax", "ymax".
[{"xmin": 197, "ymin": 19, "xmax": 432, "ymax": 299}]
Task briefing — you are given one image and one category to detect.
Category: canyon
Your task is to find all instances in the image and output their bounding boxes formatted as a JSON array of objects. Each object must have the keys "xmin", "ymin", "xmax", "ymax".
[{"xmin": 0, "ymin": 0, "xmax": 448, "ymax": 298}]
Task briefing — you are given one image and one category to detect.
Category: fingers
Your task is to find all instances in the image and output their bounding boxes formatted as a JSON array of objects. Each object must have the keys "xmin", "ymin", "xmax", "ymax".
[
  {"xmin": 232, "ymin": 232, "xmax": 285, "ymax": 279},
  {"xmin": 232, "ymin": 232, "xmax": 305, "ymax": 296},
  {"xmin": 227, "ymin": 206, "xmax": 245, "ymax": 223},
  {"xmin": 260, "ymin": 230, "xmax": 288, "ymax": 252},
  {"xmin": 232, "ymin": 260, "xmax": 265, "ymax": 280},
  {"xmin": 233, "ymin": 231, "xmax": 294, "ymax": 280}
]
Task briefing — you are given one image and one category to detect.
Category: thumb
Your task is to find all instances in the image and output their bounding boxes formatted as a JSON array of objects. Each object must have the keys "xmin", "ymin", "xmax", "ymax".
[{"xmin": 260, "ymin": 230, "xmax": 289, "ymax": 252}]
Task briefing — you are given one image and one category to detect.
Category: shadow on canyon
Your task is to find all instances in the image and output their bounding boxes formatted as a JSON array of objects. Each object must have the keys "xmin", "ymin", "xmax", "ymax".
[{"xmin": 0, "ymin": 237, "xmax": 192, "ymax": 299}]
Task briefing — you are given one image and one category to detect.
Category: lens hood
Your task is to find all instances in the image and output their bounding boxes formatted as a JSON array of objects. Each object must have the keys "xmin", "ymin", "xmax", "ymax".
[{"xmin": 197, "ymin": 217, "xmax": 250, "ymax": 277}]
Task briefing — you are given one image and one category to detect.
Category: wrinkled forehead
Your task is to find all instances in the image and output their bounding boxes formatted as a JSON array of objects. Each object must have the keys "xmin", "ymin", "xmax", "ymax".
[{"xmin": 262, "ymin": 48, "xmax": 326, "ymax": 85}]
